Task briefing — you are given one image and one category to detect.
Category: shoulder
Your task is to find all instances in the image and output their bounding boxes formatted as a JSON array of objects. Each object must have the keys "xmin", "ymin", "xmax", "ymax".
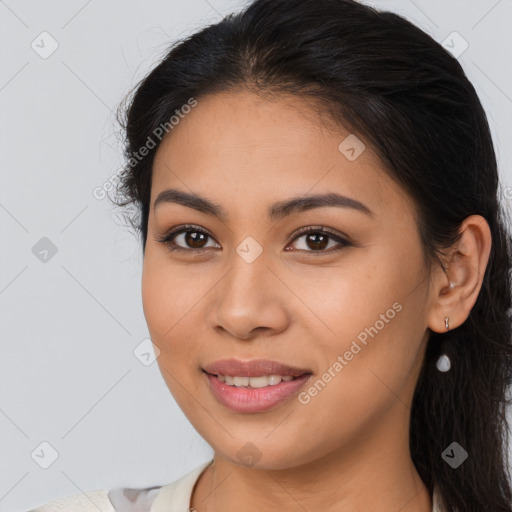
[
  {"xmin": 28, "ymin": 486, "xmax": 162, "ymax": 512},
  {"xmin": 28, "ymin": 485, "xmax": 163, "ymax": 512},
  {"xmin": 27, "ymin": 460, "xmax": 214, "ymax": 512},
  {"xmin": 28, "ymin": 489, "xmax": 116, "ymax": 512}
]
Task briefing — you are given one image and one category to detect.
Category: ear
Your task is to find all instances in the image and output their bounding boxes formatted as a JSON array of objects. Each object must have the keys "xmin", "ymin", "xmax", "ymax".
[{"xmin": 427, "ymin": 215, "xmax": 492, "ymax": 333}]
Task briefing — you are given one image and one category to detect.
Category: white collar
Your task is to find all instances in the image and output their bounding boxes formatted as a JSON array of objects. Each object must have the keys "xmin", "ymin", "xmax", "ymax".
[{"xmin": 150, "ymin": 459, "xmax": 213, "ymax": 511}]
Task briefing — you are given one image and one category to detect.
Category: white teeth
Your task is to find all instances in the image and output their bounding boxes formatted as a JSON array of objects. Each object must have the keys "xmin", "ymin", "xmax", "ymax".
[
  {"xmin": 247, "ymin": 376, "xmax": 272, "ymax": 388},
  {"xmin": 217, "ymin": 374, "xmax": 297, "ymax": 387},
  {"xmin": 267, "ymin": 375, "xmax": 283, "ymax": 385},
  {"xmin": 233, "ymin": 376, "xmax": 249, "ymax": 386}
]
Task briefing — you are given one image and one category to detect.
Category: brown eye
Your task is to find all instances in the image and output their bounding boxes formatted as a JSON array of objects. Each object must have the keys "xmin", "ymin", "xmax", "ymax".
[
  {"xmin": 303, "ymin": 232, "xmax": 329, "ymax": 250},
  {"xmin": 183, "ymin": 231, "xmax": 208, "ymax": 248},
  {"xmin": 287, "ymin": 226, "xmax": 352, "ymax": 254},
  {"xmin": 156, "ymin": 224, "xmax": 352, "ymax": 255},
  {"xmin": 156, "ymin": 225, "xmax": 220, "ymax": 253}
]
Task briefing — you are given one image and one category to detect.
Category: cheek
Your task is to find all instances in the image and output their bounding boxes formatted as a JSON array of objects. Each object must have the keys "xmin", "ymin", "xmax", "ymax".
[
  {"xmin": 297, "ymin": 260, "xmax": 400, "ymax": 347},
  {"xmin": 141, "ymin": 255, "xmax": 211, "ymax": 402},
  {"xmin": 142, "ymin": 263, "xmax": 204, "ymax": 405},
  {"xmin": 141, "ymin": 254, "xmax": 205, "ymax": 341},
  {"xmin": 305, "ymin": 253, "xmax": 426, "ymax": 398}
]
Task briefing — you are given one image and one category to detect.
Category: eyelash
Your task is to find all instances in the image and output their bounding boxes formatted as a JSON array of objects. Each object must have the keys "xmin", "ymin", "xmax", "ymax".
[{"xmin": 155, "ymin": 224, "xmax": 352, "ymax": 255}]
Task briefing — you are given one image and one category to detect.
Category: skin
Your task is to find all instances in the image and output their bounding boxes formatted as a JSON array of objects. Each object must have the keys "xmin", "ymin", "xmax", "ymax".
[{"xmin": 141, "ymin": 90, "xmax": 492, "ymax": 512}]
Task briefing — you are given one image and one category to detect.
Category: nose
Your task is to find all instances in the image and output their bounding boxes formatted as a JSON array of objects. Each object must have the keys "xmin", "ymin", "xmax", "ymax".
[{"xmin": 207, "ymin": 252, "xmax": 290, "ymax": 341}]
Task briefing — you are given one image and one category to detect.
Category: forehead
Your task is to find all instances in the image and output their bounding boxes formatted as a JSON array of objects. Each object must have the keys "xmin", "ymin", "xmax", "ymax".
[
  {"xmin": 151, "ymin": 90, "xmax": 416, "ymax": 222},
  {"xmin": 154, "ymin": 89, "xmax": 378, "ymax": 164}
]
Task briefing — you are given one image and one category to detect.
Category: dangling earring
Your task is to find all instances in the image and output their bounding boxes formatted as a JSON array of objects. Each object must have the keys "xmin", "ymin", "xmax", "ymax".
[
  {"xmin": 436, "ymin": 316, "xmax": 451, "ymax": 372},
  {"xmin": 436, "ymin": 353, "xmax": 451, "ymax": 372}
]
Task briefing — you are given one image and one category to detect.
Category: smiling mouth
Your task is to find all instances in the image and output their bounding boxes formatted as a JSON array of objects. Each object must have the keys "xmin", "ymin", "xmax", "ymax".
[
  {"xmin": 203, "ymin": 370, "xmax": 311, "ymax": 388},
  {"xmin": 202, "ymin": 369, "xmax": 313, "ymax": 413}
]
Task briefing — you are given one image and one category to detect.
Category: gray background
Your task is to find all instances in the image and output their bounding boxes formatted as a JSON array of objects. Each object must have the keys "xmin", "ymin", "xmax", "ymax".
[{"xmin": 1, "ymin": 1, "xmax": 511, "ymax": 511}]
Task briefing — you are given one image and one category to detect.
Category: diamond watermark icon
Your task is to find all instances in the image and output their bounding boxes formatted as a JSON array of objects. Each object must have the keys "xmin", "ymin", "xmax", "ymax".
[
  {"xmin": 237, "ymin": 442, "xmax": 262, "ymax": 467},
  {"xmin": 441, "ymin": 31, "xmax": 468, "ymax": 59},
  {"xmin": 31, "ymin": 31, "xmax": 59, "ymax": 59},
  {"xmin": 442, "ymin": 441, "xmax": 468, "ymax": 468},
  {"xmin": 338, "ymin": 134, "xmax": 366, "ymax": 161},
  {"xmin": 31, "ymin": 441, "xmax": 59, "ymax": 469},
  {"xmin": 236, "ymin": 236, "xmax": 263, "ymax": 263},
  {"xmin": 133, "ymin": 338, "xmax": 161, "ymax": 366},
  {"xmin": 32, "ymin": 237, "xmax": 58, "ymax": 263}
]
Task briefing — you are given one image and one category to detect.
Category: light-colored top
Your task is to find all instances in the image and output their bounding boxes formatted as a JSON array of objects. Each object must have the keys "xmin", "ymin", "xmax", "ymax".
[{"xmin": 28, "ymin": 459, "xmax": 443, "ymax": 511}]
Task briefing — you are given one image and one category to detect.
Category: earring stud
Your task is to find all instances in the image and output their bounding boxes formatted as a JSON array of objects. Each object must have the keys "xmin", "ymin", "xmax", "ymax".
[{"xmin": 437, "ymin": 316, "xmax": 452, "ymax": 372}]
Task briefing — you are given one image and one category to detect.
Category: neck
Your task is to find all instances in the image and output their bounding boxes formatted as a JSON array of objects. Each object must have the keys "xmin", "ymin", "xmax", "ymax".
[{"xmin": 190, "ymin": 406, "xmax": 433, "ymax": 512}]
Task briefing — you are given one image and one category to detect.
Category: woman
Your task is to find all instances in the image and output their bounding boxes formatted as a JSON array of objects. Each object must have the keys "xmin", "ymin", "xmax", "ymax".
[{"xmin": 31, "ymin": 0, "xmax": 512, "ymax": 510}]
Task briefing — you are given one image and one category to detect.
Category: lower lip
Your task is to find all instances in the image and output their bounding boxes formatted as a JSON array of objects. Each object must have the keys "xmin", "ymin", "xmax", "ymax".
[{"xmin": 203, "ymin": 371, "xmax": 312, "ymax": 413}]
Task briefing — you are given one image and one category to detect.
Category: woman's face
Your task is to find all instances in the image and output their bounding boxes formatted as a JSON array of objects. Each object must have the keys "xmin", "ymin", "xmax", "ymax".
[{"xmin": 142, "ymin": 90, "xmax": 435, "ymax": 469}]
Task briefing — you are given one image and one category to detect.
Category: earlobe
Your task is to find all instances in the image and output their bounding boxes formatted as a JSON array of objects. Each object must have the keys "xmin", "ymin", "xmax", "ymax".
[{"xmin": 427, "ymin": 215, "xmax": 492, "ymax": 333}]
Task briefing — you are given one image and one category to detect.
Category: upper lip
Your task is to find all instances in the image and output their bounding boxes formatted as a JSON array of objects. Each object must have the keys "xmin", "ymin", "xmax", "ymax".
[{"xmin": 203, "ymin": 358, "xmax": 312, "ymax": 378}]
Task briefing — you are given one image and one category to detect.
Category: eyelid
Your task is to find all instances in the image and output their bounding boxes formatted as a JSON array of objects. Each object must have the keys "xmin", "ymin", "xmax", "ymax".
[
  {"xmin": 155, "ymin": 224, "xmax": 352, "ymax": 254},
  {"xmin": 289, "ymin": 225, "xmax": 351, "ymax": 243}
]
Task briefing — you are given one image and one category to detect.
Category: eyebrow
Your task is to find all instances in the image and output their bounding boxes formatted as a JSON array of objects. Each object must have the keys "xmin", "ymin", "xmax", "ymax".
[{"xmin": 153, "ymin": 188, "xmax": 374, "ymax": 221}]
